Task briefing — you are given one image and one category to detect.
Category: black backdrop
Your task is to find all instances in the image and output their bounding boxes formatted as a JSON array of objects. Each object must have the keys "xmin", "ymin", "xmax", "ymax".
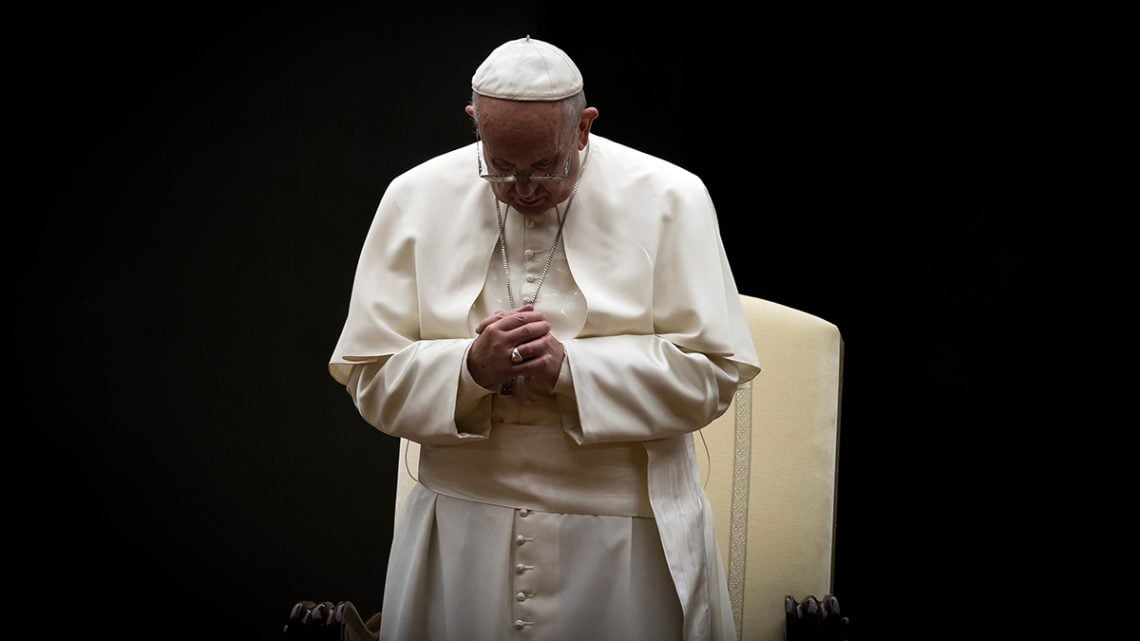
[{"xmin": 12, "ymin": 5, "xmax": 1116, "ymax": 640}]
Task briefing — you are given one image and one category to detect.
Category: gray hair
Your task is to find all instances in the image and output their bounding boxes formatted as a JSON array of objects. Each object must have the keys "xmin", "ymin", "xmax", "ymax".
[{"xmin": 469, "ymin": 91, "xmax": 588, "ymax": 133}]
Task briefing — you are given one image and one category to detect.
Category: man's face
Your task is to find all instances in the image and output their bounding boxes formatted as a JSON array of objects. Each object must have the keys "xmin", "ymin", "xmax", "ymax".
[{"xmin": 475, "ymin": 99, "xmax": 583, "ymax": 217}]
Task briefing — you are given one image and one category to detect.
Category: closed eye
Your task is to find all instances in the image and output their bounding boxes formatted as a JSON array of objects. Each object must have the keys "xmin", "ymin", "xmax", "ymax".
[{"xmin": 491, "ymin": 156, "xmax": 559, "ymax": 172}]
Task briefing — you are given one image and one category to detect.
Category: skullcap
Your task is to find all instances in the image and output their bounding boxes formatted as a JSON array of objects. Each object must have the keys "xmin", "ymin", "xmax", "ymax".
[{"xmin": 471, "ymin": 35, "xmax": 583, "ymax": 101}]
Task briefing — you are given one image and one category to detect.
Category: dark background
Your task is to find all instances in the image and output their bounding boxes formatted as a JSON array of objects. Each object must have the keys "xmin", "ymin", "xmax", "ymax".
[{"xmin": 12, "ymin": 5, "xmax": 1117, "ymax": 640}]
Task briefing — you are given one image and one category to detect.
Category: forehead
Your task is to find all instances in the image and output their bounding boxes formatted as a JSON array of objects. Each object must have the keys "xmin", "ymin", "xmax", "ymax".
[{"xmin": 477, "ymin": 98, "xmax": 569, "ymax": 150}]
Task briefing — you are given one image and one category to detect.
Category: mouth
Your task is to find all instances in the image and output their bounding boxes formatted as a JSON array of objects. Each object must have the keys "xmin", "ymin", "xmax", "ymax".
[{"xmin": 515, "ymin": 196, "xmax": 546, "ymax": 209}]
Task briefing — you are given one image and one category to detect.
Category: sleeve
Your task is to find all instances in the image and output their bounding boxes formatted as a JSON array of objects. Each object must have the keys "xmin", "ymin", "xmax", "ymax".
[
  {"xmin": 557, "ymin": 172, "xmax": 760, "ymax": 445},
  {"xmin": 345, "ymin": 339, "xmax": 495, "ymax": 445},
  {"xmin": 329, "ymin": 173, "xmax": 497, "ymax": 444},
  {"xmin": 557, "ymin": 337, "xmax": 739, "ymax": 445}
]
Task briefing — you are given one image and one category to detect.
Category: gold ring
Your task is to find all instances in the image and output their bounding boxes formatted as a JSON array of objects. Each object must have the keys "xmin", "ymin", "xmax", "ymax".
[{"xmin": 510, "ymin": 347, "xmax": 524, "ymax": 364}]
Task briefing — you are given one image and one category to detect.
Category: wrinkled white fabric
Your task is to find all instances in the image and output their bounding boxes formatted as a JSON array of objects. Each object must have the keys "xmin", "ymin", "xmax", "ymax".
[
  {"xmin": 332, "ymin": 134, "xmax": 760, "ymax": 640},
  {"xmin": 383, "ymin": 486, "xmax": 684, "ymax": 641},
  {"xmin": 418, "ymin": 421, "xmax": 654, "ymax": 518}
]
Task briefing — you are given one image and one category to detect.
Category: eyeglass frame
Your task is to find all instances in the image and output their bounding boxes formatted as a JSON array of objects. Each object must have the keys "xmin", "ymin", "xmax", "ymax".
[{"xmin": 475, "ymin": 133, "xmax": 575, "ymax": 183}]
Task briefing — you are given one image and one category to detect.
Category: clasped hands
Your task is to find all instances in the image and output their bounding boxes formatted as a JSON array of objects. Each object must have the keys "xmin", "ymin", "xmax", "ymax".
[{"xmin": 468, "ymin": 304, "xmax": 564, "ymax": 394}]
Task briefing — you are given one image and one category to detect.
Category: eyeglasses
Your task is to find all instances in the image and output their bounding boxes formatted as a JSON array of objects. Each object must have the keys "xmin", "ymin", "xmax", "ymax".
[{"xmin": 476, "ymin": 137, "xmax": 573, "ymax": 183}]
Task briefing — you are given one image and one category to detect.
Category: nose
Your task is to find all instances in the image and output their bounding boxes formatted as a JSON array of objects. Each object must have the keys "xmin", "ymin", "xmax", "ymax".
[{"xmin": 513, "ymin": 176, "xmax": 539, "ymax": 197}]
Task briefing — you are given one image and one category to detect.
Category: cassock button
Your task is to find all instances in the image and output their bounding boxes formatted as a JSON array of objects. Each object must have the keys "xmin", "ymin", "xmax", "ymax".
[
  {"xmin": 514, "ymin": 619, "xmax": 526, "ymax": 630},
  {"xmin": 524, "ymin": 249, "xmax": 535, "ymax": 259},
  {"xmin": 522, "ymin": 296, "xmax": 534, "ymax": 304},
  {"xmin": 516, "ymin": 591, "xmax": 527, "ymax": 602},
  {"xmin": 525, "ymin": 219, "xmax": 535, "ymax": 228},
  {"xmin": 516, "ymin": 535, "xmax": 527, "ymax": 545},
  {"xmin": 516, "ymin": 563, "xmax": 527, "ymax": 574},
  {"xmin": 518, "ymin": 508, "xmax": 530, "ymax": 517},
  {"xmin": 525, "ymin": 274, "xmax": 537, "ymax": 283}
]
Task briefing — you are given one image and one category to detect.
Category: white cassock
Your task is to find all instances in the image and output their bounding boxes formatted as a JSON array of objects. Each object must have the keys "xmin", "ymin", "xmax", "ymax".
[{"xmin": 330, "ymin": 134, "xmax": 761, "ymax": 641}]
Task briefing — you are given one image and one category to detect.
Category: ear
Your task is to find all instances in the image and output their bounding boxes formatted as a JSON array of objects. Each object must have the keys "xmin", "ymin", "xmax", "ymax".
[
  {"xmin": 576, "ymin": 107, "xmax": 599, "ymax": 150},
  {"xmin": 465, "ymin": 104, "xmax": 476, "ymax": 119}
]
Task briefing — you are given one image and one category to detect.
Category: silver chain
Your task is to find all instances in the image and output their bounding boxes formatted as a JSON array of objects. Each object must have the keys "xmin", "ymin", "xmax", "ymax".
[{"xmin": 495, "ymin": 141, "xmax": 590, "ymax": 308}]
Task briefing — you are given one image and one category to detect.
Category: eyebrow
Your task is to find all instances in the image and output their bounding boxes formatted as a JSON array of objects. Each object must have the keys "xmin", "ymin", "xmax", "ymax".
[{"xmin": 490, "ymin": 153, "xmax": 560, "ymax": 169}]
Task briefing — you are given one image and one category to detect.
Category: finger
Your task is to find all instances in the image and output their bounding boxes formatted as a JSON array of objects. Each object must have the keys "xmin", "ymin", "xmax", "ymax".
[
  {"xmin": 506, "ymin": 333, "xmax": 553, "ymax": 363},
  {"xmin": 488, "ymin": 312, "xmax": 549, "ymax": 337},
  {"xmin": 508, "ymin": 336, "xmax": 564, "ymax": 393},
  {"xmin": 503, "ymin": 321, "xmax": 552, "ymax": 350},
  {"xmin": 474, "ymin": 306, "xmax": 523, "ymax": 333},
  {"xmin": 475, "ymin": 305, "xmax": 539, "ymax": 335},
  {"xmin": 475, "ymin": 310, "xmax": 507, "ymax": 334}
]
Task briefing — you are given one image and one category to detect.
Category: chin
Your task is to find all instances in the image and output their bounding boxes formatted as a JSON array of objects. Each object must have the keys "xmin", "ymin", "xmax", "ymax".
[{"xmin": 511, "ymin": 199, "xmax": 552, "ymax": 215}]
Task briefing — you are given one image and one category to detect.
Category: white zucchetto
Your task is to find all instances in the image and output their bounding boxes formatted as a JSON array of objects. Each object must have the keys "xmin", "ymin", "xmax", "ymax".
[{"xmin": 471, "ymin": 35, "xmax": 584, "ymax": 101}]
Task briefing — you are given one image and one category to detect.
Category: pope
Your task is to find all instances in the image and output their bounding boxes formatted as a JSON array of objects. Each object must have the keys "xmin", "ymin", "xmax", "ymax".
[{"xmin": 330, "ymin": 35, "xmax": 761, "ymax": 641}]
